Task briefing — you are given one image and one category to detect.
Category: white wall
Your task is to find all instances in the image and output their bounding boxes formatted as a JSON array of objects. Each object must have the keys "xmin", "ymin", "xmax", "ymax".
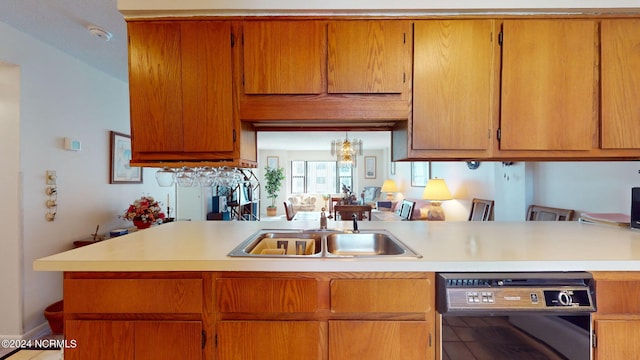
[
  {"xmin": 0, "ymin": 62, "xmax": 22, "ymax": 337},
  {"xmin": 532, "ymin": 161, "xmax": 639, "ymax": 215},
  {"xmin": 0, "ymin": 21, "xmax": 172, "ymax": 338}
]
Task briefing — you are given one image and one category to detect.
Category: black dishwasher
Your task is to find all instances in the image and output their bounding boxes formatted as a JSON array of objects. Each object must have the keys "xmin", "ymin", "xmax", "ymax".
[{"xmin": 437, "ymin": 272, "xmax": 596, "ymax": 360}]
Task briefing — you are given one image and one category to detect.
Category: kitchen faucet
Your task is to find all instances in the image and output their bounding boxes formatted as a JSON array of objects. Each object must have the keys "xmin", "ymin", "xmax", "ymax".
[
  {"xmin": 320, "ymin": 208, "xmax": 327, "ymax": 230},
  {"xmin": 352, "ymin": 214, "xmax": 360, "ymax": 233}
]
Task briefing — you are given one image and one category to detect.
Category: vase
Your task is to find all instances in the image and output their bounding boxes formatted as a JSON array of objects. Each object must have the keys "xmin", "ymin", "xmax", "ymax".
[{"xmin": 133, "ymin": 220, "xmax": 152, "ymax": 229}]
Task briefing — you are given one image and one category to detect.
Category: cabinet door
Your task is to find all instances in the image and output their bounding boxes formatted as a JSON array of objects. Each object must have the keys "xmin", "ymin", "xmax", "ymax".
[
  {"xmin": 181, "ymin": 22, "xmax": 234, "ymax": 153},
  {"xmin": 594, "ymin": 319, "xmax": 640, "ymax": 359},
  {"xmin": 217, "ymin": 321, "xmax": 326, "ymax": 360},
  {"xmin": 413, "ymin": 20, "xmax": 495, "ymax": 151},
  {"xmin": 243, "ymin": 21, "xmax": 326, "ymax": 94},
  {"xmin": 330, "ymin": 278, "xmax": 430, "ymax": 313},
  {"xmin": 135, "ymin": 321, "xmax": 202, "ymax": 360},
  {"xmin": 500, "ymin": 20, "xmax": 597, "ymax": 150},
  {"xmin": 65, "ymin": 320, "xmax": 202, "ymax": 360},
  {"xmin": 216, "ymin": 278, "xmax": 318, "ymax": 313},
  {"xmin": 128, "ymin": 22, "xmax": 184, "ymax": 153},
  {"xmin": 601, "ymin": 19, "xmax": 640, "ymax": 149},
  {"xmin": 65, "ymin": 320, "xmax": 134, "ymax": 360},
  {"xmin": 329, "ymin": 321, "xmax": 431, "ymax": 360},
  {"xmin": 128, "ymin": 21, "xmax": 234, "ymax": 155},
  {"xmin": 328, "ymin": 20, "xmax": 408, "ymax": 94}
]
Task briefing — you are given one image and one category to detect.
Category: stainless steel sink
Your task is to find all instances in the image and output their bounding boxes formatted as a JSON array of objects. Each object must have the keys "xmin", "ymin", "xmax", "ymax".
[
  {"xmin": 326, "ymin": 233, "xmax": 404, "ymax": 256},
  {"xmin": 227, "ymin": 230, "xmax": 323, "ymax": 257},
  {"xmin": 228, "ymin": 229, "xmax": 421, "ymax": 258}
]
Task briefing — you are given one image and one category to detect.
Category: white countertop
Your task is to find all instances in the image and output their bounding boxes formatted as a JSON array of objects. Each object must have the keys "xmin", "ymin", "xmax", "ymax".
[{"xmin": 33, "ymin": 220, "xmax": 640, "ymax": 273}]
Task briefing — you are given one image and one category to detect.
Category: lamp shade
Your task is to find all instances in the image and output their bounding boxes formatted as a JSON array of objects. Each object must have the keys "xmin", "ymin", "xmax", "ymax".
[
  {"xmin": 381, "ymin": 179, "xmax": 399, "ymax": 193},
  {"xmin": 422, "ymin": 178, "xmax": 452, "ymax": 201}
]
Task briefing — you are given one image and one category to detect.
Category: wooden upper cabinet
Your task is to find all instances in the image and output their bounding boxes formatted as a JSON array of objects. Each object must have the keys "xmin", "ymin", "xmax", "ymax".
[
  {"xmin": 601, "ymin": 19, "xmax": 640, "ymax": 149},
  {"xmin": 128, "ymin": 22, "xmax": 183, "ymax": 153},
  {"xmin": 500, "ymin": 20, "xmax": 598, "ymax": 151},
  {"xmin": 128, "ymin": 21, "xmax": 235, "ymax": 159},
  {"xmin": 412, "ymin": 20, "xmax": 495, "ymax": 151},
  {"xmin": 328, "ymin": 20, "xmax": 408, "ymax": 94},
  {"xmin": 243, "ymin": 21, "xmax": 326, "ymax": 94},
  {"xmin": 181, "ymin": 22, "xmax": 234, "ymax": 153}
]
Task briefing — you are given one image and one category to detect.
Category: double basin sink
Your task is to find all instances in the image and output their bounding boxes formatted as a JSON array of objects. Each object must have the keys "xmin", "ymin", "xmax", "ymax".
[{"xmin": 227, "ymin": 229, "xmax": 422, "ymax": 258}]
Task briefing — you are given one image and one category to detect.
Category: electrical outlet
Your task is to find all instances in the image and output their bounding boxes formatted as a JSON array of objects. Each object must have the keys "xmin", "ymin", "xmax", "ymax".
[{"xmin": 46, "ymin": 170, "xmax": 57, "ymax": 185}]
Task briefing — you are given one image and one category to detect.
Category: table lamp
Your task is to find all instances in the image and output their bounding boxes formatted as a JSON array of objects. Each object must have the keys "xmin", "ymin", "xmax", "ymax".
[
  {"xmin": 422, "ymin": 178, "xmax": 452, "ymax": 221},
  {"xmin": 381, "ymin": 179, "xmax": 399, "ymax": 200}
]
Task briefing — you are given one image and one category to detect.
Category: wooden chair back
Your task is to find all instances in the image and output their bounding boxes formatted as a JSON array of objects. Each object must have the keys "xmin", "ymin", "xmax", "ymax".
[
  {"xmin": 284, "ymin": 201, "xmax": 295, "ymax": 221},
  {"xmin": 468, "ymin": 198, "xmax": 495, "ymax": 221},
  {"xmin": 527, "ymin": 205, "xmax": 575, "ymax": 221},
  {"xmin": 334, "ymin": 205, "xmax": 372, "ymax": 221},
  {"xmin": 398, "ymin": 200, "xmax": 416, "ymax": 220}
]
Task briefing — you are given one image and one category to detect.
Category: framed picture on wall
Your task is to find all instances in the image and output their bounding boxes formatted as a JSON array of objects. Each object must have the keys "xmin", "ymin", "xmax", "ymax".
[
  {"xmin": 109, "ymin": 131, "xmax": 142, "ymax": 184},
  {"xmin": 267, "ymin": 156, "xmax": 279, "ymax": 169},
  {"xmin": 411, "ymin": 162, "xmax": 431, "ymax": 187},
  {"xmin": 365, "ymin": 156, "xmax": 376, "ymax": 179}
]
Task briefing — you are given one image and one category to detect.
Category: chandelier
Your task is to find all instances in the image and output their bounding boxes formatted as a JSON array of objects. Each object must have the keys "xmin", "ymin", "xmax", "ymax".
[{"xmin": 331, "ymin": 133, "xmax": 363, "ymax": 168}]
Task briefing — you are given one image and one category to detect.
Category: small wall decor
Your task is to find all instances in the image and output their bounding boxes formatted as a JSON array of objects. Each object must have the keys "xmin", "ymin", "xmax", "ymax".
[
  {"xmin": 411, "ymin": 162, "xmax": 431, "ymax": 187},
  {"xmin": 110, "ymin": 131, "xmax": 142, "ymax": 184},
  {"xmin": 364, "ymin": 156, "xmax": 376, "ymax": 179},
  {"xmin": 390, "ymin": 161, "xmax": 396, "ymax": 175},
  {"xmin": 267, "ymin": 156, "xmax": 279, "ymax": 169}
]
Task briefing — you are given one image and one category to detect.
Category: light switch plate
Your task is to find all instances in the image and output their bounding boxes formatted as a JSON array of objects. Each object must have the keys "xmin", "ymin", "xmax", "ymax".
[{"xmin": 46, "ymin": 170, "xmax": 57, "ymax": 185}]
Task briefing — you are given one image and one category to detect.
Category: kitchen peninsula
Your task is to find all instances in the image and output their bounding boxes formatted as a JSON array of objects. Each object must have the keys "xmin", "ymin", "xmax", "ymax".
[{"xmin": 34, "ymin": 221, "xmax": 640, "ymax": 359}]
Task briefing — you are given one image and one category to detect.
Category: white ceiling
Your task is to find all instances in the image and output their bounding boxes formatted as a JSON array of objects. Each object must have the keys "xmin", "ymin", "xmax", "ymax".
[{"xmin": 0, "ymin": 0, "xmax": 129, "ymax": 81}]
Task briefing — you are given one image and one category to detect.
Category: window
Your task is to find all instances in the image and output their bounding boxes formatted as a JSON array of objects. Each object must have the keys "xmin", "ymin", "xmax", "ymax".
[{"xmin": 290, "ymin": 161, "xmax": 353, "ymax": 194}]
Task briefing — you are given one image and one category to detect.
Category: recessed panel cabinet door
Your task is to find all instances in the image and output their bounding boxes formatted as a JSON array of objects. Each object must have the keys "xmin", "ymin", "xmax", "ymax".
[
  {"xmin": 594, "ymin": 320, "xmax": 640, "ymax": 359},
  {"xmin": 500, "ymin": 20, "xmax": 598, "ymax": 150},
  {"xmin": 181, "ymin": 22, "xmax": 234, "ymax": 153},
  {"xmin": 217, "ymin": 321, "xmax": 326, "ymax": 360},
  {"xmin": 128, "ymin": 22, "xmax": 183, "ymax": 153},
  {"xmin": 135, "ymin": 321, "xmax": 202, "ymax": 360},
  {"xmin": 328, "ymin": 21, "xmax": 409, "ymax": 94},
  {"xmin": 329, "ymin": 321, "xmax": 431, "ymax": 360},
  {"xmin": 601, "ymin": 19, "xmax": 640, "ymax": 149},
  {"xmin": 65, "ymin": 320, "xmax": 135, "ymax": 360},
  {"xmin": 413, "ymin": 20, "xmax": 495, "ymax": 150},
  {"xmin": 243, "ymin": 21, "xmax": 326, "ymax": 94},
  {"xmin": 128, "ymin": 21, "xmax": 234, "ymax": 155}
]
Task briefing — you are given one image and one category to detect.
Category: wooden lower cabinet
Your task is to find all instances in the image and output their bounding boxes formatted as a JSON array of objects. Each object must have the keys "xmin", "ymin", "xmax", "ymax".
[
  {"xmin": 215, "ymin": 272, "xmax": 435, "ymax": 360},
  {"xmin": 217, "ymin": 321, "xmax": 326, "ymax": 359},
  {"xmin": 329, "ymin": 320, "xmax": 430, "ymax": 360},
  {"xmin": 62, "ymin": 272, "xmax": 435, "ymax": 359},
  {"xmin": 593, "ymin": 319, "xmax": 640, "ymax": 359},
  {"xmin": 65, "ymin": 320, "xmax": 202, "ymax": 360},
  {"xmin": 592, "ymin": 272, "xmax": 640, "ymax": 359}
]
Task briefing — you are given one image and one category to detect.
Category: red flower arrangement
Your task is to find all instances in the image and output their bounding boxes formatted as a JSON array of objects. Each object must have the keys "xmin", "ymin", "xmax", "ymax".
[{"xmin": 123, "ymin": 196, "xmax": 165, "ymax": 224}]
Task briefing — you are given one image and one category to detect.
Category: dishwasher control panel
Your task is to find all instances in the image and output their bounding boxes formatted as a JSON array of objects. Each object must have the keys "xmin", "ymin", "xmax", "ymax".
[{"xmin": 437, "ymin": 272, "xmax": 596, "ymax": 314}]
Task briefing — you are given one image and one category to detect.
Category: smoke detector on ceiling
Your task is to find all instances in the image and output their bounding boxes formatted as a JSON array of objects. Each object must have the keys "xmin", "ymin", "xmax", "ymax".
[{"xmin": 87, "ymin": 25, "xmax": 113, "ymax": 41}]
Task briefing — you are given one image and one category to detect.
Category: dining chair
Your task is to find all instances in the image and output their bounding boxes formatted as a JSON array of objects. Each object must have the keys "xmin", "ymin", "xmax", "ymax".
[
  {"xmin": 334, "ymin": 205, "xmax": 372, "ymax": 221},
  {"xmin": 399, "ymin": 200, "xmax": 416, "ymax": 220},
  {"xmin": 284, "ymin": 201, "xmax": 296, "ymax": 221},
  {"xmin": 468, "ymin": 198, "xmax": 495, "ymax": 221},
  {"xmin": 526, "ymin": 205, "xmax": 574, "ymax": 221}
]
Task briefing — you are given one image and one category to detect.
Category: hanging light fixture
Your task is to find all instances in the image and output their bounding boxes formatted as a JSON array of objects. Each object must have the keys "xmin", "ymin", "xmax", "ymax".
[{"xmin": 331, "ymin": 133, "xmax": 363, "ymax": 169}]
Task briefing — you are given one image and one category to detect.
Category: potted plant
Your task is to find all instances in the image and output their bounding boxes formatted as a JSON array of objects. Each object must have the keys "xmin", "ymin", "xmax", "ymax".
[{"xmin": 264, "ymin": 166, "xmax": 285, "ymax": 216}]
